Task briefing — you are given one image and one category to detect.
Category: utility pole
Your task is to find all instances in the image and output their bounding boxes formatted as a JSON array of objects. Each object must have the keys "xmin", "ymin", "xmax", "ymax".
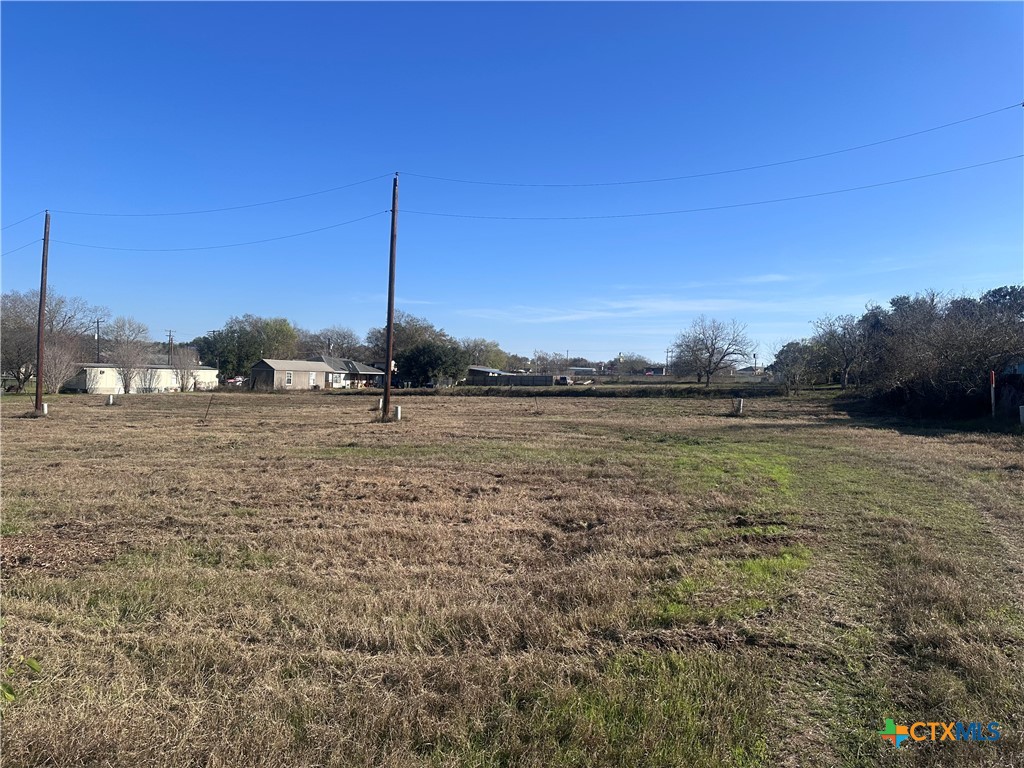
[
  {"xmin": 34, "ymin": 211, "xmax": 51, "ymax": 416},
  {"xmin": 96, "ymin": 319, "xmax": 103, "ymax": 363},
  {"xmin": 165, "ymin": 330, "xmax": 174, "ymax": 365},
  {"xmin": 381, "ymin": 173, "xmax": 399, "ymax": 421}
]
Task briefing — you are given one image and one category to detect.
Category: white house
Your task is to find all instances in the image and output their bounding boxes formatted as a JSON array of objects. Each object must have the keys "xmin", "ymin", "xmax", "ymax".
[{"xmin": 63, "ymin": 363, "xmax": 219, "ymax": 394}]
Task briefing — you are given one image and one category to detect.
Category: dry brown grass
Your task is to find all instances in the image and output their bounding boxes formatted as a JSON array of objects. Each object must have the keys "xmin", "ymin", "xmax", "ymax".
[{"xmin": 1, "ymin": 392, "xmax": 1022, "ymax": 767}]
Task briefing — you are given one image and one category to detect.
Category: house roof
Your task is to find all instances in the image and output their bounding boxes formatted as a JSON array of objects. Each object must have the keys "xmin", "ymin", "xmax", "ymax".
[
  {"xmin": 468, "ymin": 365, "xmax": 511, "ymax": 376},
  {"xmin": 255, "ymin": 359, "xmax": 335, "ymax": 372},
  {"xmin": 307, "ymin": 355, "xmax": 384, "ymax": 376}
]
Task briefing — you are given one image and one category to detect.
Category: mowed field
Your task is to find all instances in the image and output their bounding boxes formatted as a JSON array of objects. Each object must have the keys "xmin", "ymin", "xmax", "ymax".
[{"xmin": 1, "ymin": 391, "xmax": 1023, "ymax": 767}]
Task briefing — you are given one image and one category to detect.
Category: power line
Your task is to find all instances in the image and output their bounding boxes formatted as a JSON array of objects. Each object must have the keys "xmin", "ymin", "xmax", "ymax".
[
  {"xmin": 1, "ymin": 239, "xmax": 42, "ymax": 257},
  {"xmin": 403, "ymin": 102, "xmax": 1024, "ymax": 188},
  {"xmin": 403, "ymin": 154, "xmax": 1023, "ymax": 221},
  {"xmin": 2, "ymin": 210, "xmax": 46, "ymax": 231},
  {"xmin": 50, "ymin": 173, "xmax": 394, "ymax": 218},
  {"xmin": 49, "ymin": 210, "xmax": 389, "ymax": 253}
]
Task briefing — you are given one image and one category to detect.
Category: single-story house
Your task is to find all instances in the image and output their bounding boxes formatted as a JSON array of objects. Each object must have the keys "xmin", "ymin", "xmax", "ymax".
[
  {"xmin": 249, "ymin": 359, "xmax": 336, "ymax": 390},
  {"xmin": 306, "ymin": 356, "xmax": 385, "ymax": 388},
  {"xmin": 63, "ymin": 363, "xmax": 219, "ymax": 394}
]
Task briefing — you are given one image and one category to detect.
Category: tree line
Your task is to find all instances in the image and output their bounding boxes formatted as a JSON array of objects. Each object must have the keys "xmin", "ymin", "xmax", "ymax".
[{"xmin": 769, "ymin": 286, "xmax": 1024, "ymax": 415}]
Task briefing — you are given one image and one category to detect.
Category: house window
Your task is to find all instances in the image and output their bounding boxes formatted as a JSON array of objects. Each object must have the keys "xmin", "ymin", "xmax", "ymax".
[{"xmin": 285, "ymin": 371, "xmax": 293, "ymax": 386}]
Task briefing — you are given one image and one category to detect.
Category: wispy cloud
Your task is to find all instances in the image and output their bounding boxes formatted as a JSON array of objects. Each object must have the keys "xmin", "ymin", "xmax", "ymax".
[
  {"xmin": 737, "ymin": 273, "xmax": 794, "ymax": 284},
  {"xmin": 456, "ymin": 292, "xmax": 876, "ymax": 325}
]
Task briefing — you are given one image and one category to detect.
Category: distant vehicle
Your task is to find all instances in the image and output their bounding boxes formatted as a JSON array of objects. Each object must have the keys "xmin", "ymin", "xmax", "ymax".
[
  {"xmin": 555, "ymin": 376, "xmax": 574, "ymax": 386},
  {"xmin": 225, "ymin": 376, "xmax": 247, "ymax": 386}
]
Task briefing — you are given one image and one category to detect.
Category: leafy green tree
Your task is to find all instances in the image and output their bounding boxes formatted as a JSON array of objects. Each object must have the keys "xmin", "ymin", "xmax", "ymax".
[
  {"xmin": 396, "ymin": 340, "xmax": 470, "ymax": 387},
  {"xmin": 365, "ymin": 311, "xmax": 450, "ymax": 362},
  {"xmin": 195, "ymin": 316, "xmax": 299, "ymax": 378},
  {"xmin": 459, "ymin": 337, "xmax": 509, "ymax": 370}
]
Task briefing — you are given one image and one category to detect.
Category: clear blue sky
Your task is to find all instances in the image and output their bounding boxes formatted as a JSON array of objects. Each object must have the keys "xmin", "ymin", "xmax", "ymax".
[{"xmin": 2, "ymin": 2, "xmax": 1022, "ymax": 363}]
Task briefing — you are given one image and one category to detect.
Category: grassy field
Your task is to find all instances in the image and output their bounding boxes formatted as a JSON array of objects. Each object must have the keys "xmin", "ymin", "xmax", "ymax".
[{"xmin": 1, "ymin": 391, "xmax": 1022, "ymax": 767}]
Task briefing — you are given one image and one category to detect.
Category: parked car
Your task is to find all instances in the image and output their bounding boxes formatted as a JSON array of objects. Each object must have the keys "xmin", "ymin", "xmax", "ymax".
[
  {"xmin": 555, "ymin": 376, "xmax": 574, "ymax": 386},
  {"xmin": 225, "ymin": 376, "xmax": 247, "ymax": 387}
]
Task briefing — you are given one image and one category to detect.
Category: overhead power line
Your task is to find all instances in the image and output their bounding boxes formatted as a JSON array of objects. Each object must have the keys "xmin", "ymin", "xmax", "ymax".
[
  {"xmin": 1, "ymin": 210, "xmax": 46, "ymax": 231},
  {"xmin": 404, "ymin": 102, "xmax": 1024, "ymax": 187},
  {"xmin": 49, "ymin": 210, "xmax": 388, "ymax": 253},
  {"xmin": 403, "ymin": 154, "xmax": 1023, "ymax": 221},
  {"xmin": 50, "ymin": 173, "xmax": 394, "ymax": 218},
  {"xmin": 1, "ymin": 238, "xmax": 42, "ymax": 257}
]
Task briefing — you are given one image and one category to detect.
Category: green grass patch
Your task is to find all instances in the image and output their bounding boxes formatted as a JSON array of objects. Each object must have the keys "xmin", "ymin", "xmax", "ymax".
[
  {"xmin": 651, "ymin": 545, "xmax": 811, "ymax": 628},
  {"xmin": 674, "ymin": 440, "xmax": 795, "ymax": 502},
  {"xmin": 446, "ymin": 651, "xmax": 770, "ymax": 768}
]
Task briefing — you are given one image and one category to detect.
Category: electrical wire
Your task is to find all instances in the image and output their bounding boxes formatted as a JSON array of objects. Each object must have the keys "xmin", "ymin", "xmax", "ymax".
[
  {"xmin": 0, "ymin": 239, "xmax": 42, "ymax": 257},
  {"xmin": 50, "ymin": 174, "xmax": 394, "ymax": 217},
  {"xmin": 1, "ymin": 210, "xmax": 46, "ymax": 231},
  {"xmin": 49, "ymin": 210, "xmax": 389, "ymax": 253},
  {"xmin": 403, "ymin": 102, "xmax": 1024, "ymax": 188},
  {"xmin": 403, "ymin": 154, "xmax": 1023, "ymax": 221}
]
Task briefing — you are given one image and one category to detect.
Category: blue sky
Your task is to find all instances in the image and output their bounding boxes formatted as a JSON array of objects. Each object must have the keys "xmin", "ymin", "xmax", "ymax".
[{"xmin": 2, "ymin": 2, "xmax": 1021, "ymax": 364}]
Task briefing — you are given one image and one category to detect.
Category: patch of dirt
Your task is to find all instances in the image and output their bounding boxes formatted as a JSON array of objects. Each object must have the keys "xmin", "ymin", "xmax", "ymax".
[{"xmin": 0, "ymin": 522, "xmax": 126, "ymax": 575}]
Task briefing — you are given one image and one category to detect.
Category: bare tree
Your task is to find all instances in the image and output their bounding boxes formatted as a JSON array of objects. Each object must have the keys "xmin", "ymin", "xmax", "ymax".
[
  {"xmin": 1, "ymin": 289, "xmax": 108, "ymax": 393},
  {"xmin": 531, "ymin": 350, "xmax": 567, "ymax": 374},
  {"xmin": 615, "ymin": 353, "xmax": 653, "ymax": 375},
  {"xmin": 170, "ymin": 346, "xmax": 200, "ymax": 392},
  {"xmin": 298, "ymin": 326, "xmax": 366, "ymax": 360},
  {"xmin": 137, "ymin": 366, "xmax": 161, "ymax": 393},
  {"xmin": 42, "ymin": 336, "xmax": 88, "ymax": 394},
  {"xmin": 673, "ymin": 316, "xmax": 753, "ymax": 387},
  {"xmin": 813, "ymin": 314, "xmax": 865, "ymax": 389},
  {"xmin": 1, "ymin": 291, "xmax": 38, "ymax": 392},
  {"xmin": 108, "ymin": 316, "xmax": 150, "ymax": 394}
]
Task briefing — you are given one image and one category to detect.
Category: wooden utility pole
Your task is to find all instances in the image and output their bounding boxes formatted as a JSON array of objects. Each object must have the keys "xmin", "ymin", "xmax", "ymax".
[
  {"xmin": 166, "ymin": 330, "xmax": 174, "ymax": 365},
  {"xmin": 34, "ymin": 211, "xmax": 51, "ymax": 416},
  {"xmin": 96, "ymin": 318, "xmax": 103, "ymax": 363},
  {"xmin": 382, "ymin": 174, "xmax": 399, "ymax": 420}
]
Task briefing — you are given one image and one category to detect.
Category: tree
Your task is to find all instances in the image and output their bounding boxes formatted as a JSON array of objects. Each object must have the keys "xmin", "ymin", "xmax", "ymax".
[
  {"xmin": 298, "ymin": 325, "xmax": 366, "ymax": 360},
  {"xmin": 531, "ymin": 350, "xmax": 566, "ymax": 374},
  {"xmin": 108, "ymin": 317, "xmax": 150, "ymax": 393},
  {"xmin": 396, "ymin": 340, "xmax": 470, "ymax": 387},
  {"xmin": 170, "ymin": 346, "xmax": 200, "ymax": 392},
  {"xmin": 1, "ymin": 289, "xmax": 108, "ymax": 393},
  {"xmin": 813, "ymin": 314, "xmax": 865, "ymax": 389},
  {"xmin": 194, "ymin": 316, "xmax": 300, "ymax": 378},
  {"xmin": 459, "ymin": 338, "xmax": 509, "ymax": 370},
  {"xmin": 769, "ymin": 340, "xmax": 818, "ymax": 393},
  {"xmin": 672, "ymin": 316, "xmax": 753, "ymax": 387},
  {"xmin": 0, "ymin": 291, "xmax": 39, "ymax": 393},
  {"xmin": 42, "ymin": 337, "xmax": 86, "ymax": 395},
  {"xmin": 365, "ymin": 311, "xmax": 450, "ymax": 362},
  {"xmin": 505, "ymin": 353, "xmax": 531, "ymax": 372},
  {"xmin": 616, "ymin": 353, "xmax": 653, "ymax": 376}
]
